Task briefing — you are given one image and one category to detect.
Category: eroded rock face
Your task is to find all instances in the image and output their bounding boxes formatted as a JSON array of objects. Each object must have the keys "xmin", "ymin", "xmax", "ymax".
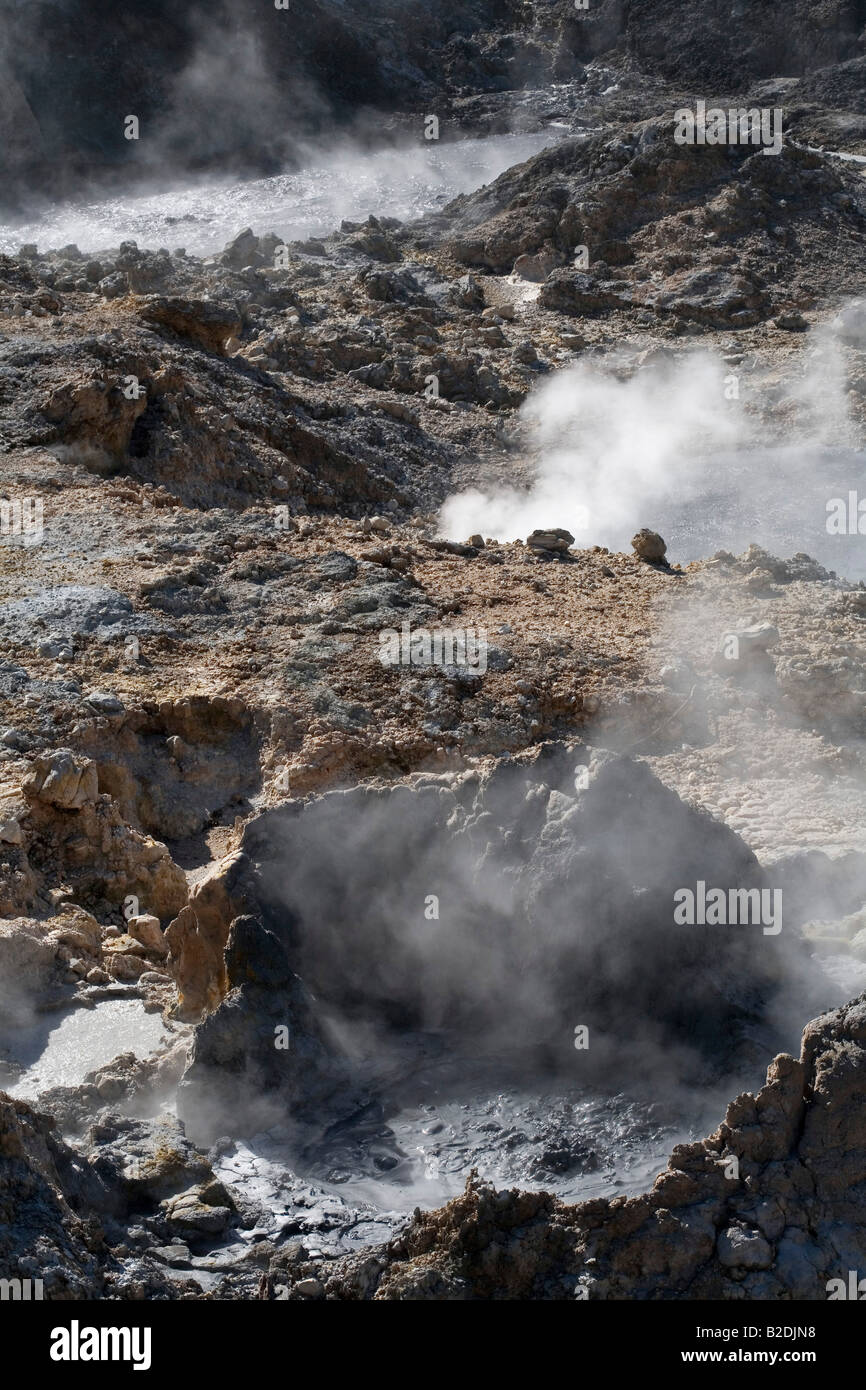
[
  {"xmin": 313, "ymin": 993, "xmax": 866, "ymax": 1300},
  {"xmin": 176, "ymin": 915, "xmax": 343, "ymax": 1144},
  {"xmin": 0, "ymin": 1093, "xmax": 115, "ymax": 1299},
  {"xmin": 0, "ymin": 1091, "xmax": 241, "ymax": 1299},
  {"xmin": 165, "ymin": 850, "xmax": 258, "ymax": 1018},
  {"xmin": 0, "ymin": 904, "xmax": 175, "ymax": 1017},
  {"xmin": 0, "ymin": 918, "xmax": 59, "ymax": 1024},
  {"xmin": 137, "ymin": 297, "xmax": 242, "ymax": 356},
  {"xmin": 24, "ymin": 748, "xmax": 98, "ymax": 810},
  {"xmin": 20, "ymin": 777, "xmax": 187, "ymax": 923}
]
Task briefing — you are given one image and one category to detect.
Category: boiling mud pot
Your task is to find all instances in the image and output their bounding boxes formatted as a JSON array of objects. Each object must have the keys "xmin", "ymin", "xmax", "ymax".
[{"xmin": 210, "ymin": 1048, "xmax": 715, "ymax": 1258}]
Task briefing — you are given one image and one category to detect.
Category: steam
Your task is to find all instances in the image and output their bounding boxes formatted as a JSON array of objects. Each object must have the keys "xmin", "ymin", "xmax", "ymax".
[
  {"xmin": 0, "ymin": 131, "xmax": 557, "ymax": 258},
  {"xmin": 442, "ymin": 351, "xmax": 745, "ymax": 545},
  {"xmin": 241, "ymin": 751, "xmax": 835, "ymax": 1106},
  {"xmin": 439, "ymin": 310, "xmax": 864, "ymax": 573},
  {"xmin": 146, "ymin": 10, "xmax": 329, "ymax": 179}
]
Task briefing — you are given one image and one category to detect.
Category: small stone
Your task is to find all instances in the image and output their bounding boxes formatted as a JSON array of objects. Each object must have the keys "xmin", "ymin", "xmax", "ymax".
[
  {"xmin": 85, "ymin": 690, "xmax": 124, "ymax": 714},
  {"xmin": 512, "ymin": 340, "xmax": 539, "ymax": 364},
  {"xmin": 103, "ymin": 933, "xmax": 148, "ymax": 957},
  {"xmin": 631, "ymin": 529, "xmax": 667, "ymax": 562},
  {"xmin": 773, "ymin": 310, "xmax": 808, "ymax": 332},
  {"xmin": 127, "ymin": 914, "xmax": 167, "ymax": 956},
  {"xmin": 0, "ymin": 728, "xmax": 29, "ymax": 751},
  {"xmin": 294, "ymin": 1277, "xmax": 324, "ymax": 1298},
  {"xmin": 150, "ymin": 1244, "xmax": 191, "ymax": 1267},
  {"xmin": 0, "ymin": 817, "xmax": 24, "ymax": 844},
  {"xmin": 526, "ymin": 528, "xmax": 575, "ymax": 554},
  {"xmin": 479, "ymin": 325, "xmax": 507, "ymax": 346}
]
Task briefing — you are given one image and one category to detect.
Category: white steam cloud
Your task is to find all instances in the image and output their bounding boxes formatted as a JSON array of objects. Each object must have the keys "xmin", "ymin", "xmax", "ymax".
[
  {"xmin": 442, "ymin": 351, "xmax": 743, "ymax": 544},
  {"xmin": 439, "ymin": 310, "xmax": 864, "ymax": 567}
]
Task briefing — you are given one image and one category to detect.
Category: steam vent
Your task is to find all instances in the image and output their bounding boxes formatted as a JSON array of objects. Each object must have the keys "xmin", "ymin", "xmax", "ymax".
[{"xmin": 1, "ymin": 0, "xmax": 866, "ymax": 1361}]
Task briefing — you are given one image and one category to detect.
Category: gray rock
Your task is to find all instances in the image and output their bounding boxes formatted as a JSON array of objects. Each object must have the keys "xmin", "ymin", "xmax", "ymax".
[
  {"xmin": 294, "ymin": 1277, "xmax": 324, "ymax": 1298},
  {"xmin": 774, "ymin": 1234, "xmax": 824, "ymax": 1298},
  {"xmin": 85, "ymin": 689, "xmax": 124, "ymax": 714},
  {"xmin": 717, "ymin": 1226, "xmax": 773, "ymax": 1270},
  {"xmin": 526, "ymin": 528, "xmax": 574, "ymax": 554},
  {"xmin": 163, "ymin": 1191, "xmax": 232, "ymax": 1235},
  {"xmin": 23, "ymin": 748, "xmax": 98, "ymax": 809},
  {"xmin": 149, "ymin": 1244, "xmax": 192, "ymax": 1267}
]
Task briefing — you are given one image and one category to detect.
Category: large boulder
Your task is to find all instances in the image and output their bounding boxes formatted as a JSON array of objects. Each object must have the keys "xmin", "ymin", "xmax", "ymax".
[{"xmin": 177, "ymin": 915, "xmax": 343, "ymax": 1145}]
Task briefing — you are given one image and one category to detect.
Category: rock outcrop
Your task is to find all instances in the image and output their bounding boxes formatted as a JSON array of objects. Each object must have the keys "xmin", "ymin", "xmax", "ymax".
[
  {"xmin": 165, "ymin": 851, "xmax": 258, "ymax": 1018},
  {"xmin": 177, "ymin": 915, "xmax": 344, "ymax": 1144},
  {"xmin": 241, "ymin": 745, "xmax": 817, "ymax": 1080},
  {"xmin": 4, "ymin": 0, "xmax": 863, "ymax": 207}
]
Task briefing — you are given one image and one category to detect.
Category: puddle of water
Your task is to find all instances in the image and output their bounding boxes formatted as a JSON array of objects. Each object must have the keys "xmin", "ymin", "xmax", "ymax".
[{"xmin": 1, "ymin": 998, "xmax": 168, "ymax": 1099}]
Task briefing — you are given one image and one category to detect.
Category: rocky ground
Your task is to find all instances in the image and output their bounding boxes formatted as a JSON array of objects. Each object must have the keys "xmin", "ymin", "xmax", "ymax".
[{"xmin": 1, "ymin": 5, "xmax": 866, "ymax": 1301}]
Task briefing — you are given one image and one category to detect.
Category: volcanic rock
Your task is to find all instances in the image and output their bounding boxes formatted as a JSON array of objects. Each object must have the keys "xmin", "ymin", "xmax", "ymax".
[
  {"xmin": 177, "ymin": 915, "xmax": 344, "ymax": 1144},
  {"xmin": 526, "ymin": 528, "xmax": 575, "ymax": 555},
  {"xmin": 631, "ymin": 528, "xmax": 667, "ymax": 562},
  {"xmin": 23, "ymin": 749, "xmax": 98, "ymax": 811}
]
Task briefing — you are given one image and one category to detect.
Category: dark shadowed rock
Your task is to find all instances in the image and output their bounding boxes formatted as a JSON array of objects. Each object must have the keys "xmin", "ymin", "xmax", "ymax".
[
  {"xmin": 137, "ymin": 297, "xmax": 242, "ymax": 355},
  {"xmin": 177, "ymin": 915, "xmax": 344, "ymax": 1144}
]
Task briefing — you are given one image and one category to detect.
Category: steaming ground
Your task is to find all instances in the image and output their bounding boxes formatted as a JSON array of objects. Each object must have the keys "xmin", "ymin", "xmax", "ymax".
[
  {"xmin": 654, "ymin": 446, "xmax": 866, "ymax": 580},
  {"xmin": 0, "ymin": 132, "xmax": 560, "ymax": 258},
  {"xmin": 208, "ymin": 1064, "xmax": 699, "ymax": 1256},
  {"xmin": 439, "ymin": 320, "xmax": 866, "ymax": 581},
  {"xmin": 2, "ymin": 96, "xmax": 866, "ymax": 1299}
]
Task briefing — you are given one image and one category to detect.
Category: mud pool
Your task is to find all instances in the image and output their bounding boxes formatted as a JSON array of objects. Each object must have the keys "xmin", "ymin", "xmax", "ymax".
[{"xmin": 0, "ymin": 997, "xmax": 168, "ymax": 1100}]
